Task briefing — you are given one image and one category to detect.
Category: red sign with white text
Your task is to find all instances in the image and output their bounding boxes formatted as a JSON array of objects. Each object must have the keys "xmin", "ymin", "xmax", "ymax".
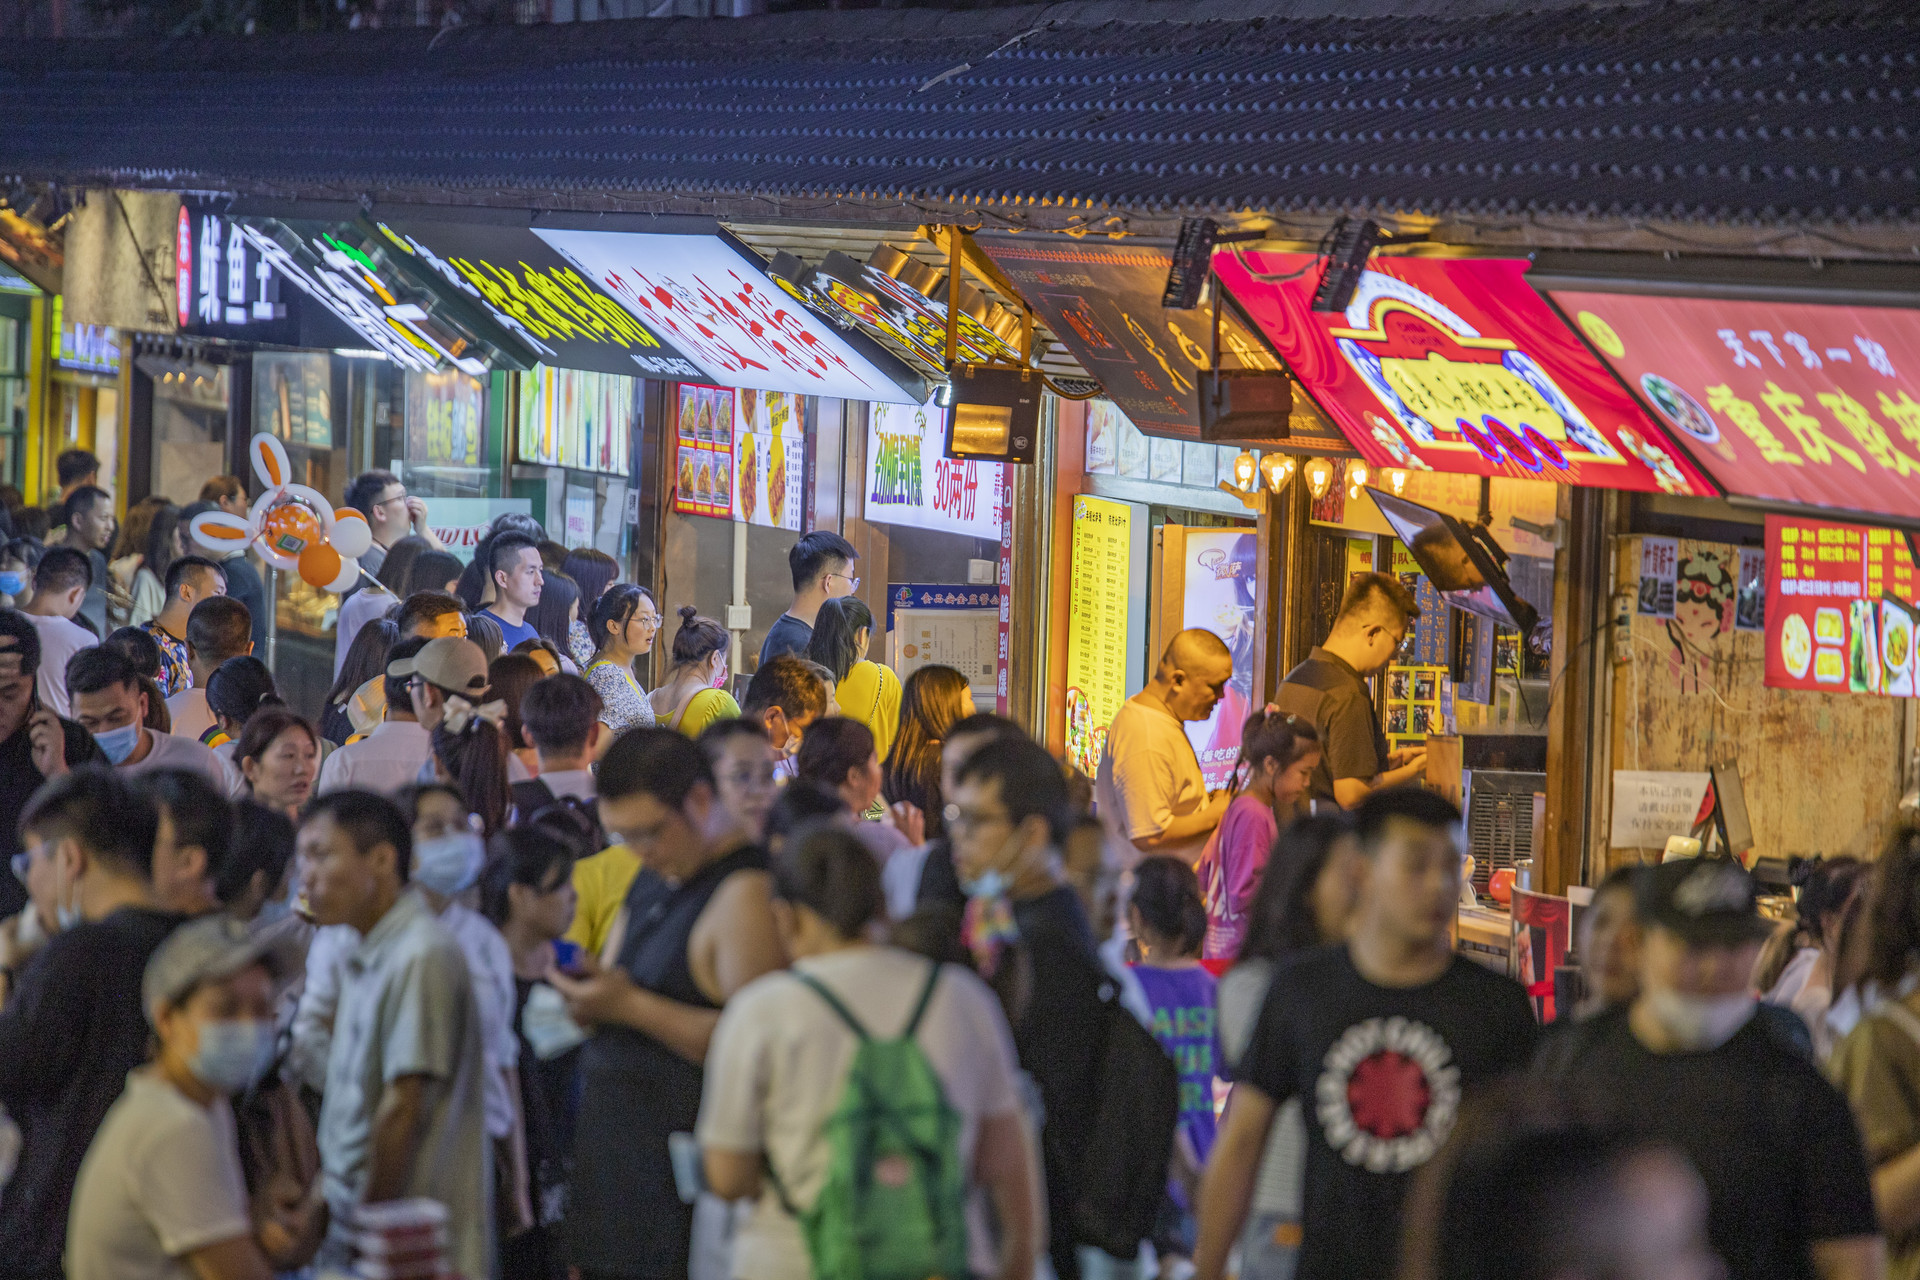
[
  {"xmin": 1213, "ymin": 254, "xmax": 1716, "ymax": 495},
  {"xmin": 1552, "ymin": 290, "xmax": 1920, "ymax": 520},
  {"xmin": 1764, "ymin": 514, "xmax": 1920, "ymax": 696}
]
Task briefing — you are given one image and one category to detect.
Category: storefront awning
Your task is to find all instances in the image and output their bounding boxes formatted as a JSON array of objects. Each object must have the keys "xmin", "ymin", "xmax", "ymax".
[
  {"xmin": 1542, "ymin": 286, "xmax": 1920, "ymax": 524},
  {"xmin": 1213, "ymin": 253, "xmax": 1718, "ymax": 496},
  {"xmin": 981, "ymin": 237, "xmax": 1349, "ymax": 453}
]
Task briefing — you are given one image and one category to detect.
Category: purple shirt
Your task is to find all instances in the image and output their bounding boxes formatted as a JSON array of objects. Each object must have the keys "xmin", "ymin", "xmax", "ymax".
[
  {"xmin": 1131, "ymin": 963, "xmax": 1221, "ymax": 1170},
  {"xmin": 1198, "ymin": 793, "xmax": 1279, "ymax": 961}
]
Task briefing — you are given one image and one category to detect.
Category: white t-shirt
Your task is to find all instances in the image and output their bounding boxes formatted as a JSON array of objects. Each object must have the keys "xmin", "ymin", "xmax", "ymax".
[
  {"xmin": 316, "ymin": 720, "xmax": 433, "ymax": 796},
  {"xmin": 698, "ymin": 947, "xmax": 1024, "ymax": 1280},
  {"xmin": 435, "ymin": 900, "xmax": 521, "ymax": 1140},
  {"xmin": 122, "ymin": 729, "xmax": 244, "ymax": 794},
  {"xmin": 24, "ymin": 611, "xmax": 97, "ymax": 719},
  {"xmin": 333, "ymin": 585, "xmax": 397, "ymax": 677},
  {"xmin": 66, "ymin": 1070, "xmax": 252, "ymax": 1280},
  {"xmin": 164, "ymin": 688, "xmax": 216, "ymax": 742},
  {"xmin": 1094, "ymin": 693, "xmax": 1212, "ymax": 867}
]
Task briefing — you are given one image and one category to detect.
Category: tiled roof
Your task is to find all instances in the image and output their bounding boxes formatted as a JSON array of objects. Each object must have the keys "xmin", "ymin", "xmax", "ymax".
[{"xmin": 0, "ymin": 0, "xmax": 1913, "ymax": 222}]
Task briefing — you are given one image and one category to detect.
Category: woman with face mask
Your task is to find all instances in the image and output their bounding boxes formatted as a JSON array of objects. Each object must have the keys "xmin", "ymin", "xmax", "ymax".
[
  {"xmin": 66, "ymin": 914, "xmax": 324, "ymax": 1280},
  {"xmin": 393, "ymin": 783, "xmax": 528, "ymax": 1248},
  {"xmin": 650, "ymin": 607, "xmax": 741, "ymax": 739}
]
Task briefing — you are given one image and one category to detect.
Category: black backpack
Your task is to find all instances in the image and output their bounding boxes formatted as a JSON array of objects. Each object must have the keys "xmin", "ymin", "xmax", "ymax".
[
  {"xmin": 1070, "ymin": 981, "xmax": 1181, "ymax": 1258},
  {"xmin": 512, "ymin": 780, "xmax": 607, "ymax": 854}
]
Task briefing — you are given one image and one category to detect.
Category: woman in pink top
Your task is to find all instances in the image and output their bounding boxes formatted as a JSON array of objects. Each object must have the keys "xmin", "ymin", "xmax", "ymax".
[{"xmin": 1197, "ymin": 711, "xmax": 1322, "ymax": 962}]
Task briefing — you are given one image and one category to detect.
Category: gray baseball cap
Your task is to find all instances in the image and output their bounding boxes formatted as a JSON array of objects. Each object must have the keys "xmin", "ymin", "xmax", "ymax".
[
  {"xmin": 142, "ymin": 915, "xmax": 294, "ymax": 1026},
  {"xmin": 386, "ymin": 635, "xmax": 489, "ymax": 697}
]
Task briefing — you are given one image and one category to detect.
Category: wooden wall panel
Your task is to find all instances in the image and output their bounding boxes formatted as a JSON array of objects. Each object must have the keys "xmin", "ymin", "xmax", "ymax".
[{"xmin": 1606, "ymin": 534, "xmax": 1905, "ymax": 872}]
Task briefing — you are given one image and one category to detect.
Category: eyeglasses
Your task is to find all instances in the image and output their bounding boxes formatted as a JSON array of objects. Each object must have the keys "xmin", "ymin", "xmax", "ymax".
[
  {"xmin": 826, "ymin": 572, "xmax": 862, "ymax": 592},
  {"xmin": 635, "ymin": 612, "xmax": 662, "ymax": 628}
]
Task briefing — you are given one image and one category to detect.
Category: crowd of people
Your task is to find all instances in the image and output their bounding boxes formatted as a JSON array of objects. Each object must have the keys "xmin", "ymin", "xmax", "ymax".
[{"xmin": 3, "ymin": 459, "xmax": 1920, "ymax": 1280}]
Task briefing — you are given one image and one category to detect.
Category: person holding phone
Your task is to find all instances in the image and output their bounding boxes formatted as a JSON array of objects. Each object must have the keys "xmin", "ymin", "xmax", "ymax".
[{"xmin": 0, "ymin": 609, "xmax": 104, "ymax": 922}]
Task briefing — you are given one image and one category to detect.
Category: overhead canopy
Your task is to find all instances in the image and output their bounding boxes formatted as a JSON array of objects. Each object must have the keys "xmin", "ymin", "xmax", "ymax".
[
  {"xmin": 981, "ymin": 237, "xmax": 1349, "ymax": 451},
  {"xmin": 1548, "ymin": 287, "xmax": 1920, "ymax": 523},
  {"xmin": 1214, "ymin": 252, "xmax": 1718, "ymax": 495}
]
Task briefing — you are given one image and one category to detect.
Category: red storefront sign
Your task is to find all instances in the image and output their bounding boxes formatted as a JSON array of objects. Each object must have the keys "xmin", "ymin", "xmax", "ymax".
[
  {"xmin": 1212, "ymin": 254, "xmax": 1716, "ymax": 495},
  {"xmin": 1550, "ymin": 290, "xmax": 1920, "ymax": 521},
  {"xmin": 1763, "ymin": 513, "xmax": 1920, "ymax": 696}
]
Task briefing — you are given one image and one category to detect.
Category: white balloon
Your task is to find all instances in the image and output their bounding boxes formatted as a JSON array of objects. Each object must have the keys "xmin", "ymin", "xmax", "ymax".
[
  {"xmin": 329, "ymin": 515, "xmax": 373, "ymax": 558},
  {"xmin": 324, "ymin": 556, "xmax": 361, "ymax": 594}
]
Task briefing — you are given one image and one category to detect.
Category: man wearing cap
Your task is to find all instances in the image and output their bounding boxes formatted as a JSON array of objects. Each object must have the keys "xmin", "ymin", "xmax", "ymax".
[
  {"xmin": 1538, "ymin": 858, "xmax": 1885, "ymax": 1280},
  {"xmin": 296, "ymin": 790, "xmax": 490, "ymax": 1280},
  {"xmin": 315, "ymin": 635, "xmax": 443, "ymax": 797},
  {"xmin": 67, "ymin": 914, "xmax": 322, "ymax": 1280},
  {"xmin": 0, "ymin": 767, "xmax": 189, "ymax": 1280}
]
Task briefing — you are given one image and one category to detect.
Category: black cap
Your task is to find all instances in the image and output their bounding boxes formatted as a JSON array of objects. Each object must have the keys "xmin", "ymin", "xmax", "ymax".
[{"xmin": 1636, "ymin": 858, "xmax": 1774, "ymax": 946}]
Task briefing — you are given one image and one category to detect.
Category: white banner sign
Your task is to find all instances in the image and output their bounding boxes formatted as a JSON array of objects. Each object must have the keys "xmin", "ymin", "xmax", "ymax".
[
  {"xmin": 1609, "ymin": 770, "xmax": 1712, "ymax": 850},
  {"xmin": 865, "ymin": 397, "xmax": 1005, "ymax": 540}
]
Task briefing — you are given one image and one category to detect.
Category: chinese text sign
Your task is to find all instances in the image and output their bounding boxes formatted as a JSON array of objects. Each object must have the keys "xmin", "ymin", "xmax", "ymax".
[{"xmin": 1764, "ymin": 514, "xmax": 1920, "ymax": 697}]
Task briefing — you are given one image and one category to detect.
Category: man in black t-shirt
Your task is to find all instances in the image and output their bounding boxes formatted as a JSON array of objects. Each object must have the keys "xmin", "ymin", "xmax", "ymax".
[
  {"xmin": 1536, "ymin": 859, "xmax": 1883, "ymax": 1280},
  {"xmin": 0, "ymin": 609, "xmax": 104, "ymax": 919},
  {"xmin": 1194, "ymin": 788, "xmax": 1537, "ymax": 1280},
  {"xmin": 1272, "ymin": 573, "xmax": 1428, "ymax": 809}
]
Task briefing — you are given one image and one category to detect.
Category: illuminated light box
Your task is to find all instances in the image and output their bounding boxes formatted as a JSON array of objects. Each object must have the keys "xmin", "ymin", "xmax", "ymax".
[
  {"xmin": 375, "ymin": 218, "xmax": 705, "ymax": 380},
  {"xmin": 867, "ymin": 395, "xmax": 1006, "ymax": 540},
  {"xmin": 533, "ymin": 227, "xmax": 924, "ymax": 403},
  {"xmin": 1763, "ymin": 513, "xmax": 1920, "ymax": 696},
  {"xmin": 1214, "ymin": 253, "xmax": 1716, "ymax": 495},
  {"xmin": 782, "ymin": 244, "xmax": 1024, "ymax": 373},
  {"xmin": 1549, "ymin": 289, "xmax": 1920, "ymax": 521}
]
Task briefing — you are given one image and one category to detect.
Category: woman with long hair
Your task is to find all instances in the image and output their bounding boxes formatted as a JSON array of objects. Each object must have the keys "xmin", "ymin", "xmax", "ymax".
[
  {"xmin": 235, "ymin": 706, "xmax": 321, "ymax": 819},
  {"xmin": 405, "ymin": 549, "xmax": 465, "ymax": 599},
  {"xmin": 205, "ymin": 656, "xmax": 281, "ymax": 757},
  {"xmin": 320, "ymin": 618, "xmax": 398, "ymax": 745},
  {"xmin": 650, "ymin": 607, "xmax": 740, "ymax": 737},
  {"xmin": 335, "ymin": 535, "xmax": 431, "ymax": 676},
  {"xmin": 489, "ymin": 651, "xmax": 547, "ymax": 781},
  {"xmin": 585, "ymin": 583, "xmax": 661, "ymax": 735},
  {"xmin": 564, "ymin": 548, "xmax": 620, "ymax": 667},
  {"xmin": 881, "ymin": 664, "xmax": 973, "ymax": 842},
  {"xmin": 430, "ymin": 704, "xmax": 511, "ymax": 838},
  {"xmin": 1760, "ymin": 856, "xmax": 1868, "ymax": 1056},
  {"xmin": 527, "ymin": 571, "xmax": 582, "ymax": 670},
  {"xmin": 1219, "ymin": 814, "xmax": 1360, "ymax": 1280},
  {"xmin": 1195, "ymin": 710, "xmax": 1323, "ymax": 962},
  {"xmin": 808, "ymin": 595, "xmax": 901, "ymax": 762},
  {"xmin": 795, "ymin": 716, "xmax": 920, "ymax": 869},
  {"xmin": 111, "ymin": 496, "xmax": 177, "ymax": 628}
]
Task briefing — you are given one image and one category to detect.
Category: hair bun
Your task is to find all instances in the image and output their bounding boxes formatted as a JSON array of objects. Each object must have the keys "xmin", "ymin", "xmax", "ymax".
[{"xmin": 678, "ymin": 605, "xmax": 698, "ymax": 623}]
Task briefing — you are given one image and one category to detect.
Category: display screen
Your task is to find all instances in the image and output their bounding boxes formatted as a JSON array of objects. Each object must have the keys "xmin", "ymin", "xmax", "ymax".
[
  {"xmin": 1763, "ymin": 513, "xmax": 1920, "ymax": 697},
  {"xmin": 516, "ymin": 365, "xmax": 636, "ymax": 476},
  {"xmin": 1368, "ymin": 487, "xmax": 1537, "ymax": 631},
  {"xmin": 1550, "ymin": 289, "xmax": 1920, "ymax": 520},
  {"xmin": 532, "ymin": 228, "xmax": 923, "ymax": 403},
  {"xmin": 1213, "ymin": 253, "xmax": 1716, "ymax": 495}
]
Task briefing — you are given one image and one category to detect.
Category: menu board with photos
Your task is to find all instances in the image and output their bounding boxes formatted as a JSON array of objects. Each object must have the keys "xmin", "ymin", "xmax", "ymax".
[
  {"xmin": 672, "ymin": 384, "xmax": 736, "ymax": 519},
  {"xmin": 517, "ymin": 366, "xmax": 635, "ymax": 475},
  {"xmin": 1765, "ymin": 514, "xmax": 1920, "ymax": 697},
  {"xmin": 406, "ymin": 370, "xmax": 486, "ymax": 469},
  {"xmin": 1065, "ymin": 495, "xmax": 1139, "ymax": 778},
  {"xmin": 733, "ymin": 386, "xmax": 805, "ymax": 531}
]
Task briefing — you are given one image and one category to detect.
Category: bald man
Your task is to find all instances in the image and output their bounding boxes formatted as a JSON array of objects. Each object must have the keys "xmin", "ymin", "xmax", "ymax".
[
  {"xmin": 1094, "ymin": 628, "xmax": 1234, "ymax": 868},
  {"xmin": 1273, "ymin": 571, "xmax": 1428, "ymax": 809}
]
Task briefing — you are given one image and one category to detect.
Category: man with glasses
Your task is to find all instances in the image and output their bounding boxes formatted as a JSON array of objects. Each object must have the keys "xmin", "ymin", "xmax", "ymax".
[
  {"xmin": 344, "ymin": 468, "xmax": 444, "ymax": 579},
  {"xmin": 758, "ymin": 530, "xmax": 860, "ymax": 666},
  {"xmin": 1272, "ymin": 572, "xmax": 1428, "ymax": 810}
]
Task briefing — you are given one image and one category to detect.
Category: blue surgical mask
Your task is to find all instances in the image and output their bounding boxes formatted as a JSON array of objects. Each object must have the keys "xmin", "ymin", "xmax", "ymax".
[
  {"xmin": 93, "ymin": 722, "xmax": 142, "ymax": 765},
  {"xmin": 412, "ymin": 831, "xmax": 486, "ymax": 896},
  {"xmin": 189, "ymin": 1018, "xmax": 276, "ymax": 1094},
  {"xmin": 0, "ymin": 571, "xmax": 25, "ymax": 598}
]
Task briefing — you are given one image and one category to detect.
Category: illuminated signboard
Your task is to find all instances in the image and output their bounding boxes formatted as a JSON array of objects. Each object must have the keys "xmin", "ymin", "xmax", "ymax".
[
  {"xmin": 50, "ymin": 296, "xmax": 120, "ymax": 374},
  {"xmin": 784, "ymin": 247, "xmax": 1022, "ymax": 372},
  {"xmin": 1214, "ymin": 254, "xmax": 1716, "ymax": 494},
  {"xmin": 1764, "ymin": 513, "xmax": 1920, "ymax": 696},
  {"xmin": 866, "ymin": 395, "xmax": 1006, "ymax": 540},
  {"xmin": 1065, "ymin": 495, "xmax": 1143, "ymax": 778},
  {"xmin": 517, "ymin": 365, "xmax": 636, "ymax": 476},
  {"xmin": 983, "ymin": 239, "xmax": 1349, "ymax": 450},
  {"xmin": 177, "ymin": 205, "xmax": 296, "ymax": 344},
  {"xmin": 533, "ymin": 228, "xmax": 924, "ymax": 403},
  {"xmin": 375, "ymin": 219, "xmax": 705, "ymax": 380},
  {"xmin": 406, "ymin": 370, "xmax": 488, "ymax": 470},
  {"xmin": 1550, "ymin": 290, "xmax": 1920, "ymax": 520}
]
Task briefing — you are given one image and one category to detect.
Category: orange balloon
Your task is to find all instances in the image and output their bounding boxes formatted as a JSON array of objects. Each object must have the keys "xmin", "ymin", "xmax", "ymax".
[
  {"xmin": 262, "ymin": 501, "xmax": 321, "ymax": 556},
  {"xmin": 298, "ymin": 542, "xmax": 343, "ymax": 589}
]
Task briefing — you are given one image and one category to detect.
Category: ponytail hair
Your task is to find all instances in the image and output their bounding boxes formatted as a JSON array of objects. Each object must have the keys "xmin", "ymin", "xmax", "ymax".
[
  {"xmin": 773, "ymin": 823, "xmax": 885, "ymax": 939},
  {"xmin": 1238, "ymin": 708, "xmax": 1320, "ymax": 777},
  {"xmin": 1132, "ymin": 855, "xmax": 1206, "ymax": 958}
]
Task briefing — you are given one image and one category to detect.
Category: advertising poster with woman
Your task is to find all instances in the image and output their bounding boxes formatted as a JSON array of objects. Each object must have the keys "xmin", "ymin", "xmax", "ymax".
[{"xmin": 1181, "ymin": 529, "xmax": 1258, "ymax": 790}]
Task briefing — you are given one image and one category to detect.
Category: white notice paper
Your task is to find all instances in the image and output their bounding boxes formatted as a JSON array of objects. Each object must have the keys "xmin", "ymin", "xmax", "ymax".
[{"xmin": 1609, "ymin": 770, "xmax": 1712, "ymax": 850}]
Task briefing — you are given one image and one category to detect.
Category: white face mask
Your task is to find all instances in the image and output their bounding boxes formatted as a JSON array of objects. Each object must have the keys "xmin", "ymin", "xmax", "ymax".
[{"xmin": 1642, "ymin": 987, "xmax": 1755, "ymax": 1052}]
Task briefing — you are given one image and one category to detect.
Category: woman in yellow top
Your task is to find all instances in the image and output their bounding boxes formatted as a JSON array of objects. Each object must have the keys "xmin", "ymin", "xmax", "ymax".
[
  {"xmin": 650, "ymin": 606, "xmax": 741, "ymax": 738},
  {"xmin": 809, "ymin": 595, "xmax": 902, "ymax": 763}
]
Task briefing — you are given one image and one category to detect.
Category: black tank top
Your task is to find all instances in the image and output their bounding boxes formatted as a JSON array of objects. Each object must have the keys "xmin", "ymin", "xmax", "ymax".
[{"xmin": 567, "ymin": 844, "xmax": 766, "ymax": 1279}]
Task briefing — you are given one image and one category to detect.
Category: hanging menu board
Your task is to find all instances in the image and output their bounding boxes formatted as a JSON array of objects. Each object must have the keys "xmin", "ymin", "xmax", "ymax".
[
  {"xmin": 672, "ymin": 384, "xmax": 736, "ymax": 519},
  {"xmin": 1066, "ymin": 495, "xmax": 1144, "ymax": 778},
  {"xmin": 733, "ymin": 386, "xmax": 805, "ymax": 532},
  {"xmin": 1764, "ymin": 513, "xmax": 1920, "ymax": 696}
]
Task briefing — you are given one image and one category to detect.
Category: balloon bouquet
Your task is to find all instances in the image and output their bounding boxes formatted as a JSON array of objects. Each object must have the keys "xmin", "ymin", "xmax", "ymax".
[{"xmin": 189, "ymin": 433, "xmax": 374, "ymax": 592}]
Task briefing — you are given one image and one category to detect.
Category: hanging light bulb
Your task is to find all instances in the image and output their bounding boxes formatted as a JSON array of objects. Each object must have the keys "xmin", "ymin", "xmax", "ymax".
[
  {"xmin": 1304, "ymin": 457, "xmax": 1335, "ymax": 499},
  {"xmin": 1388, "ymin": 468, "xmax": 1409, "ymax": 494},
  {"xmin": 1233, "ymin": 449, "xmax": 1257, "ymax": 491},
  {"xmin": 1259, "ymin": 452, "xmax": 1295, "ymax": 494},
  {"xmin": 1347, "ymin": 461, "xmax": 1370, "ymax": 500}
]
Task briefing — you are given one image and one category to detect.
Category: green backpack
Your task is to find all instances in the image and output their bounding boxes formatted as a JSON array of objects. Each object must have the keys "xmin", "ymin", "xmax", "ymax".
[{"xmin": 774, "ymin": 961, "xmax": 971, "ymax": 1280}]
